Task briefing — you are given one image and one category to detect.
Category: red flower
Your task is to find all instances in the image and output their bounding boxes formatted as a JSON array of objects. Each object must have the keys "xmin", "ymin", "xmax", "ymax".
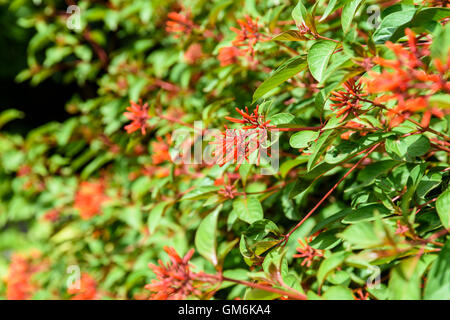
[
  {"xmin": 330, "ymin": 78, "xmax": 366, "ymax": 121},
  {"xmin": 220, "ymin": 15, "xmax": 267, "ymax": 65},
  {"xmin": 184, "ymin": 43, "xmax": 203, "ymax": 65},
  {"xmin": 145, "ymin": 247, "xmax": 210, "ymax": 300},
  {"xmin": 42, "ymin": 209, "xmax": 60, "ymax": 222},
  {"xmin": 166, "ymin": 11, "xmax": 197, "ymax": 38},
  {"xmin": 215, "ymin": 174, "xmax": 239, "ymax": 199},
  {"xmin": 218, "ymin": 46, "xmax": 241, "ymax": 66},
  {"xmin": 293, "ymin": 236, "xmax": 324, "ymax": 267},
  {"xmin": 124, "ymin": 100, "xmax": 151, "ymax": 135},
  {"xmin": 68, "ymin": 273, "xmax": 99, "ymax": 300},
  {"xmin": 225, "ymin": 105, "xmax": 275, "ymax": 130},
  {"xmin": 354, "ymin": 288, "xmax": 369, "ymax": 300},
  {"xmin": 6, "ymin": 252, "xmax": 45, "ymax": 300},
  {"xmin": 17, "ymin": 165, "xmax": 31, "ymax": 177},
  {"xmin": 74, "ymin": 181, "xmax": 108, "ymax": 220},
  {"xmin": 210, "ymin": 106, "xmax": 274, "ymax": 169},
  {"xmin": 363, "ymin": 28, "xmax": 449, "ymax": 127},
  {"xmin": 230, "ymin": 15, "xmax": 263, "ymax": 55},
  {"xmin": 151, "ymin": 136, "xmax": 172, "ymax": 165}
]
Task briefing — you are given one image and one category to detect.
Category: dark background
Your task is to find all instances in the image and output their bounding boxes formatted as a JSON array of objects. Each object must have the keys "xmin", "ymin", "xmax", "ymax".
[{"xmin": 0, "ymin": 5, "xmax": 75, "ymax": 135}]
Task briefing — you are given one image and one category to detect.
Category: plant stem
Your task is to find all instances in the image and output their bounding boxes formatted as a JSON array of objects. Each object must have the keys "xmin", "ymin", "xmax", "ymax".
[
  {"xmin": 221, "ymin": 276, "xmax": 307, "ymax": 300},
  {"xmin": 281, "ymin": 142, "xmax": 382, "ymax": 244}
]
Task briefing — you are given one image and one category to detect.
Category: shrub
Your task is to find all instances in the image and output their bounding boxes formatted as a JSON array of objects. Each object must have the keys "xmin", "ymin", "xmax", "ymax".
[{"xmin": 0, "ymin": 0, "xmax": 449, "ymax": 300}]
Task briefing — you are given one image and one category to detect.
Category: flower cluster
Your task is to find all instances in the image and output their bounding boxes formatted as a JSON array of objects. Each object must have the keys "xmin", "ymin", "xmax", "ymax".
[
  {"xmin": 74, "ymin": 181, "xmax": 108, "ymax": 220},
  {"xmin": 124, "ymin": 100, "xmax": 151, "ymax": 135},
  {"xmin": 165, "ymin": 11, "xmax": 197, "ymax": 38},
  {"xmin": 363, "ymin": 29, "xmax": 449, "ymax": 127},
  {"xmin": 151, "ymin": 136, "xmax": 172, "ymax": 165},
  {"xmin": 5, "ymin": 252, "xmax": 44, "ymax": 300},
  {"xmin": 225, "ymin": 105, "xmax": 275, "ymax": 130},
  {"xmin": 218, "ymin": 15, "xmax": 266, "ymax": 66},
  {"xmin": 67, "ymin": 273, "xmax": 99, "ymax": 300},
  {"xmin": 210, "ymin": 106, "xmax": 274, "ymax": 168},
  {"xmin": 145, "ymin": 247, "xmax": 212, "ymax": 300},
  {"xmin": 293, "ymin": 237, "xmax": 324, "ymax": 267},
  {"xmin": 330, "ymin": 78, "xmax": 367, "ymax": 121}
]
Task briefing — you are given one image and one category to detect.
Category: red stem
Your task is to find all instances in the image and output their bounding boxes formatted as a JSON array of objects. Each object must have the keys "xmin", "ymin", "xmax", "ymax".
[{"xmin": 281, "ymin": 142, "xmax": 382, "ymax": 244}]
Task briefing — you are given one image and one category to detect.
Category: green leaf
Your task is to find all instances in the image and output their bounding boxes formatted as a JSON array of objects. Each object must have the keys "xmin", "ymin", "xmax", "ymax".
[
  {"xmin": 323, "ymin": 286, "xmax": 354, "ymax": 300},
  {"xmin": 424, "ymin": 239, "xmax": 450, "ymax": 300},
  {"xmin": 289, "ymin": 130, "xmax": 319, "ymax": 149},
  {"xmin": 342, "ymin": 203, "xmax": 391, "ymax": 224},
  {"xmin": 0, "ymin": 109, "xmax": 24, "ymax": 129},
  {"xmin": 292, "ymin": 1, "xmax": 309, "ymax": 27},
  {"xmin": 232, "ymin": 197, "xmax": 264, "ymax": 224},
  {"xmin": 272, "ymin": 30, "xmax": 308, "ymax": 41},
  {"xmin": 436, "ymin": 189, "xmax": 450, "ymax": 229},
  {"xmin": 339, "ymin": 221, "xmax": 383, "ymax": 249},
  {"xmin": 253, "ymin": 56, "xmax": 307, "ymax": 102},
  {"xmin": 307, "ymin": 129, "xmax": 338, "ymax": 171},
  {"xmin": 147, "ymin": 201, "xmax": 170, "ymax": 234},
  {"xmin": 388, "ymin": 255, "xmax": 435, "ymax": 300},
  {"xmin": 243, "ymin": 288, "xmax": 280, "ymax": 300},
  {"xmin": 325, "ymin": 132, "xmax": 393, "ymax": 164},
  {"xmin": 341, "ymin": 0, "xmax": 365, "ymax": 33},
  {"xmin": 385, "ymin": 134, "xmax": 430, "ymax": 162},
  {"xmin": 307, "ymin": 40, "xmax": 337, "ymax": 82},
  {"xmin": 195, "ymin": 205, "xmax": 222, "ymax": 266},
  {"xmin": 181, "ymin": 185, "xmax": 220, "ymax": 200},
  {"xmin": 309, "ymin": 229, "xmax": 341, "ymax": 250},
  {"xmin": 431, "ymin": 23, "xmax": 450, "ymax": 62},
  {"xmin": 372, "ymin": 9, "xmax": 416, "ymax": 44},
  {"xmin": 317, "ymin": 251, "xmax": 349, "ymax": 287},
  {"xmin": 320, "ymin": 0, "xmax": 340, "ymax": 22},
  {"xmin": 119, "ymin": 206, "xmax": 142, "ymax": 230}
]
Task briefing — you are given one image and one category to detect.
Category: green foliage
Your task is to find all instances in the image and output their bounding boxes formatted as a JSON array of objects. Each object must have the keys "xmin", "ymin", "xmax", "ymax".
[{"xmin": 0, "ymin": 0, "xmax": 449, "ymax": 301}]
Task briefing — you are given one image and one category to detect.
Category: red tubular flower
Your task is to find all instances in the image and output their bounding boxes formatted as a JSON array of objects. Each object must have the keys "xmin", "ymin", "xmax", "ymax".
[
  {"xmin": 363, "ymin": 28, "xmax": 450, "ymax": 127},
  {"xmin": 145, "ymin": 247, "xmax": 209, "ymax": 300},
  {"xmin": 6, "ymin": 252, "xmax": 44, "ymax": 300},
  {"xmin": 293, "ymin": 236, "xmax": 324, "ymax": 267},
  {"xmin": 166, "ymin": 11, "xmax": 197, "ymax": 37},
  {"xmin": 74, "ymin": 181, "xmax": 108, "ymax": 220},
  {"xmin": 68, "ymin": 273, "xmax": 99, "ymax": 300},
  {"xmin": 222, "ymin": 15, "xmax": 267, "ymax": 65},
  {"xmin": 42, "ymin": 209, "xmax": 60, "ymax": 222},
  {"xmin": 184, "ymin": 43, "xmax": 203, "ymax": 65},
  {"xmin": 211, "ymin": 106, "xmax": 274, "ymax": 168},
  {"xmin": 151, "ymin": 136, "xmax": 172, "ymax": 165},
  {"xmin": 354, "ymin": 288, "xmax": 369, "ymax": 300},
  {"xmin": 330, "ymin": 78, "xmax": 367, "ymax": 121},
  {"xmin": 124, "ymin": 100, "xmax": 151, "ymax": 135},
  {"xmin": 210, "ymin": 127, "xmax": 270, "ymax": 169},
  {"xmin": 218, "ymin": 46, "xmax": 241, "ymax": 66},
  {"xmin": 215, "ymin": 174, "xmax": 239, "ymax": 199},
  {"xmin": 225, "ymin": 105, "xmax": 275, "ymax": 130}
]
